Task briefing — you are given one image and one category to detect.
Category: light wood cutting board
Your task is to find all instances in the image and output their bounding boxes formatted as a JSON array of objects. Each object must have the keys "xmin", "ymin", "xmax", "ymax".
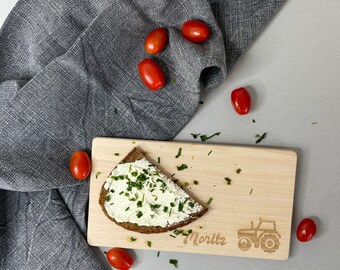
[{"xmin": 87, "ymin": 138, "xmax": 297, "ymax": 260}]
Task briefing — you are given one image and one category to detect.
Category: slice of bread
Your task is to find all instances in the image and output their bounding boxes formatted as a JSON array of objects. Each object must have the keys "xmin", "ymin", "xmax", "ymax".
[{"xmin": 99, "ymin": 148, "xmax": 208, "ymax": 234}]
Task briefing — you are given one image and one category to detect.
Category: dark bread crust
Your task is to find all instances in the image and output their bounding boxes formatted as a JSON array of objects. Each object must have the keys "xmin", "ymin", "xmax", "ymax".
[{"xmin": 99, "ymin": 148, "xmax": 208, "ymax": 234}]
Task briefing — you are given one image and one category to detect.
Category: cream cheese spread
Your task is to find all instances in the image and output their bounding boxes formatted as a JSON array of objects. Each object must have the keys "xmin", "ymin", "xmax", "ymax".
[{"xmin": 103, "ymin": 158, "xmax": 203, "ymax": 228}]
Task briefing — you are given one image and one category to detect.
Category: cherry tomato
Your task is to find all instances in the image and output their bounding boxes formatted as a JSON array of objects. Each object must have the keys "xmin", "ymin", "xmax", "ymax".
[
  {"xmin": 181, "ymin": 20, "xmax": 210, "ymax": 43},
  {"xmin": 145, "ymin": 28, "xmax": 167, "ymax": 54},
  {"xmin": 105, "ymin": 248, "xmax": 133, "ymax": 270},
  {"xmin": 138, "ymin": 58, "xmax": 165, "ymax": 91},
  {"xmin": 69, "ymin": 151, "xmax": 91, "ymax": 180},
  {"xmin": 296, "ymin": 218, "xmax": 317, "ymax": 242},
  {"xmin": 231, "ymin": 87, "xmax": 251, "ymax": 115}
]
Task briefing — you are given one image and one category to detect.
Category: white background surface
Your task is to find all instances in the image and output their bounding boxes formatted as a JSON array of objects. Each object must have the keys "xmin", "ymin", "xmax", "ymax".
[{"xmin": 1, "ymin": 0, "xmax": 340, "ymax": 269}]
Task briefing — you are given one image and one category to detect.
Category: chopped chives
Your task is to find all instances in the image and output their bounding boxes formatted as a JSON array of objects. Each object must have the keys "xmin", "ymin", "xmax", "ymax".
[
  {"xmin": 137, "ymin": 201, "xmax": 143, "ymax": 208},
  {"xmin": 173, "ymin": 230, "xmax": 183, "ymax": 236},
  {"xmin": 207, "ymin": 197, "xmax": 213, "ymax": 205},
  {"xmin": 190, "ymin": 133, "xmax": 200, "ymax": 139},
  {"xmin": 129, "ymin": 236, "xmax": 137, "ymax": 242},
  {"xmin": 225, "ymin": 177, "xmax": 232, "ymax": 185},
  {"xmin": 255, "ymin": 132, "xmax": 267, "ymax": 144},
  {"xmin": 178, "ymin": 202, "xmax": 184, "ymax": 212},
  {"xmin": 169, "ymin": 259, "xmax": 178, "ymax": 268},
  {"xmin": 177, "ymin": 164, "xmax": 188, "ymax": 171},
  {"xmin": 200, "ymin": 132, "xmax": 221, "ymax": 142},
  {"xmin": 175, "ymin": 147, "xmax": 182, "ymax": 158}
]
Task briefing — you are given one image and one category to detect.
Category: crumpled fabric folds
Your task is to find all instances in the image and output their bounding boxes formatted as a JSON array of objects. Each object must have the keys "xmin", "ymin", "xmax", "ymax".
[{"xmin": 0, "ymin": 0, "xmax": 286, "ymax": 269}]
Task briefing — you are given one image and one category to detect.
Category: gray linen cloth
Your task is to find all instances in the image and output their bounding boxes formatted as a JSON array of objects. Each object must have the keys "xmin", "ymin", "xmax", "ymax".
[{"xmin": 0, "ymin": 0, "xmax": 286, "ymax": 269}]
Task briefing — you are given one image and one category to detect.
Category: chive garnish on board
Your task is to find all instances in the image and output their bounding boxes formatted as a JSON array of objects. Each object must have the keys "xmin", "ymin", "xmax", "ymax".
[
  {"xmin": 173, "ymin": 230, "xmax": 183, "ymax": 236},
  {"xmin": 193, "ymin": 180, "xmax": 199, "ymax": 185},
  {"xmin": 175, "ymin": 147, "xmax": 182, "ymax": 158},
  {"xmin": 129, "ymin": 236, "xmax": 137, "ymax": 242},
  {"xmin": 208, "ymin": 150, "xmax": 212, "ymax": 156},
  {"xmin": 157, "ymin": 157, "xmax": 161, "ymax": 164},
  {"xmin": 225, "ymin": 177, "xmax": 232, "ymax": 185},
  {"xmin": 236, "ymin": 168, "xmax": 242, "ymax": 174},
  {"xmin": 147, "ymin": 241, "xmax": 152, "ymax": 247},
  {"xmin": 177, "ymin": 164, "xmax": 188, "ymax": 171},
  {"xmin": 207, "ymin": 197, "xmax": 213, "ymax": 205},
  {"xmin": 114, "ymin": 153, "xmax": 120, "ymax": 156},
  {"xmin": 95, "ymin": 171, "xmax": 101, "ymax": 179}
]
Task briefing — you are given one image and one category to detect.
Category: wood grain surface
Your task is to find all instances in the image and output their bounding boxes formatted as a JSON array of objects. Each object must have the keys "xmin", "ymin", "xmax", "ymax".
[{"xmin": 87, "ymin": 138, "xmax": 297, "ymax": 260}]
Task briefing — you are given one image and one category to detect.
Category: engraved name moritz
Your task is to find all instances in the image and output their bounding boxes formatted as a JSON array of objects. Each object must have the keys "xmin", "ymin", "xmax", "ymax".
[{"xmin": 184, "ymin": 232, "xmax": 227, "ymax": 246}]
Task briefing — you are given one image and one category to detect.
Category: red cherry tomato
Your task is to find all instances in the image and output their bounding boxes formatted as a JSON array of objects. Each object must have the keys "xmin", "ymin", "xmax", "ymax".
[
  {"xmin": 138, "ymin": 58, "xmax": 165, "ymax": 91},
  {"xmin": 231, "ymin": 87, "xmax": 251, "ymax": 115},
  {"xmin": 181, "ymin": 20, "xmax": 210, "ymax": 43},
  {"xmin": 69, "ymin": 151, "xmax": 91, "ymax": 180},
  {"xmin": 145, "ymin": 28, "xmax": 167, "ymax": 54},
  {"xmin": 105, "ymin": 248, "xmax": 133, "ymax": 270},
  {"xmin": 296, "ymin": 218, "xmax": 317, "ymax": 242}
]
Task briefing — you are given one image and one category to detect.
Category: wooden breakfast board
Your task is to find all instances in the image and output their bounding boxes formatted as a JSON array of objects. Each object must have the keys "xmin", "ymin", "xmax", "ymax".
[{"xmin": 87, "ymin": 138, "xmax": 297, "ymax": 260}]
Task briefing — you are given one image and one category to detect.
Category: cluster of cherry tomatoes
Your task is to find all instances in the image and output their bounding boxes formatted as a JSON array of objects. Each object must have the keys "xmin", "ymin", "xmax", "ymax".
[{"xmin": 138, "ymin": 20, "xmax": 211, "ymax": 91}]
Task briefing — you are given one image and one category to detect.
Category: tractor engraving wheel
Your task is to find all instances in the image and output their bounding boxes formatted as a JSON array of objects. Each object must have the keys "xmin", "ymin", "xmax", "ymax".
[
  {"xmin": 238, "ymin": 237, "xmax": 252, "ymax": 251},
  {"xmin": 260, "ymin": 234, "xmax": 280, "ymax": 253}
]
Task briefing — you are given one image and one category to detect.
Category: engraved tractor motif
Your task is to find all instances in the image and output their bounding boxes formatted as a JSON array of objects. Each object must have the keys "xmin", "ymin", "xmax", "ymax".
[{"xmin": 238, "ymin": 218, "xmax": 281, "ymax": 253}]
